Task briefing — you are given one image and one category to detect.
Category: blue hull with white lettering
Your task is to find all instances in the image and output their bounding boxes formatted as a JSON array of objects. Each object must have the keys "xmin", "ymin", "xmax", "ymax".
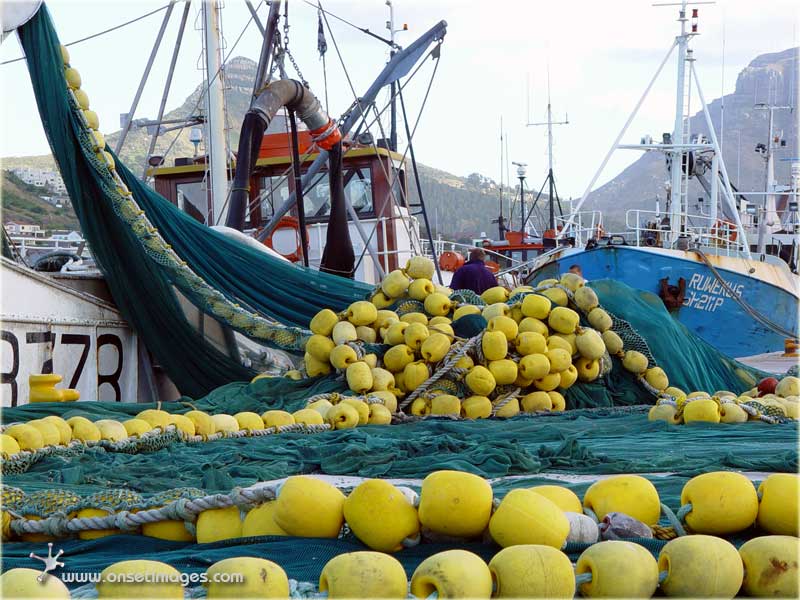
[{"xmin": 529, "ymin": 246, "xmax": 798, "ymax": 358}]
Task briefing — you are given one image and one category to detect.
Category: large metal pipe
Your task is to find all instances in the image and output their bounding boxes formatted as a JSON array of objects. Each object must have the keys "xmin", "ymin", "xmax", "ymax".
[
  {"xmin": 226, "ymin": 79, "xmax": 340, "ymax": 230},
  {"xmin": 257, "ymin": 19, "xmax": 448, "ymax": 241}
]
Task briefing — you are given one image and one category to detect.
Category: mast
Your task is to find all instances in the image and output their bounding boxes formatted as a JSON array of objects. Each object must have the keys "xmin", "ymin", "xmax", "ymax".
[
  {"xmin": 203, "ymin": 0, "xmax": 229, "ymax": 225},
  {"xmin": 386, "ymin": 0, "xmax": 398, "ymax": 151},
  {"xmin": 755, "ymin": 102, "xmax": 791, "ymax": 254},
  {"xmin": 668, "ymin": 2, "xmax": 692, "ymax": 245},
  {"xmin": 527, "ymin": 65, "xmax": 568, "ymax": 232},
  {"xmin": 499, "ymin": 116, "xmax": 505, "ymax": 239},
  {"xmin": 563, "ymin": 0, "xmax": 751, "ymax": 258}
]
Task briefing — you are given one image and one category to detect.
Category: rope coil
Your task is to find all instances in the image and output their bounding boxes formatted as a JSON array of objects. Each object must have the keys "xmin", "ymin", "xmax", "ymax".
[{"xmin": 400, "ymin": 334, "xmax": 482, "ymax": 410}]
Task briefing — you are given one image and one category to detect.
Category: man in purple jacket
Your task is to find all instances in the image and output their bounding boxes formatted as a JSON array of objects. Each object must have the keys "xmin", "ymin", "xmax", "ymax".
[{"xmin": 450, "ymin": 248, "xmax": 499, "ymax": 294}]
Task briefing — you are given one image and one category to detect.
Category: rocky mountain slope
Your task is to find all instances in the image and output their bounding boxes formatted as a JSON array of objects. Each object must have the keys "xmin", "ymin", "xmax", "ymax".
[{"xmin": 586, "ymin": 47, "xmax": 799, "ymax": 231}]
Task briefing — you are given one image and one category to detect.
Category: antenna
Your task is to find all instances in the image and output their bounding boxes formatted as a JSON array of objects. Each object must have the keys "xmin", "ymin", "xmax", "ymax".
[
  {"xmin": 527, "ymin": 62, "xmax": 569, "ymax": 231},
  {"xmin": 526, "ymin": 73, "xmax": 533, "ymax": 124},
  {"xmin": 512, "ymin": 161, "xmax": 528, "ymax": 235},
  {"xmin": 720, "ymin": 4, "xmax": 725, "ymax": 147},
  {"xmin": 499, "ymin": 116, "xmax": 505, "ymax": 239}
]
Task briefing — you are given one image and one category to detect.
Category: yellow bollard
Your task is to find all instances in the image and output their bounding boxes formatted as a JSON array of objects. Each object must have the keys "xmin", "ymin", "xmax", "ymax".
[{"xmin": 29, "ymin": 374, "xmax": 79, "ymax": 403}]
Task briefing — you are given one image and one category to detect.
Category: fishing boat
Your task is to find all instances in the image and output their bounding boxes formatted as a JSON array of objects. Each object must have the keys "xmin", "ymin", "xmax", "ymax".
[
  {"xmin": 516, "ymin": 4, "xmax": 800, "ymax": 359},
  {"xmin": 1, "ymin": 0, "xmax": 446, "ymax": 406}
]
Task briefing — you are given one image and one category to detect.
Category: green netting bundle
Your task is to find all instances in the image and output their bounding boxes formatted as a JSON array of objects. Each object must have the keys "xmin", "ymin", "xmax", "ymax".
[{"xmin": 16, "ymin": 6, "xmax": 372, "ymax": 397}]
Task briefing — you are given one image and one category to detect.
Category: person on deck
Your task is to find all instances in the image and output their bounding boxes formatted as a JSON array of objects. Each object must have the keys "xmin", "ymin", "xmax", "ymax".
[
  {"xmin": 568, "ymin": 264, "xmax": 583, "ymax": 277},
  {"xmin": 450, "ymin": 248, "xmax": 498, "ymax": 294}
]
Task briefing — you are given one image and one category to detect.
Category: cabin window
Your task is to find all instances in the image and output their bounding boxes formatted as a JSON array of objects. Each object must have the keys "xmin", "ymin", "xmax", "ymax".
[
  {"xmin": 302, "ymin": 168, "xmax": 374, "ymax": 222},
  {"xmin": 259, "ymin": 176, "xmax": 291, "ymax": 220},
  {"xmin": 176, "ymin": 181, "xmax": 209, "ymax": 223},
  {"xmin": 390, "ymin": 169, "xmax": 406, "ymax": 208}
]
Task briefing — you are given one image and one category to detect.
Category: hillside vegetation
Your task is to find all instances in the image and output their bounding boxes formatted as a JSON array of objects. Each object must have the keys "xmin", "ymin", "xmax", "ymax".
[{"xmin": 1, "ymin": 171, "xmax": 80, "ymax": 232}]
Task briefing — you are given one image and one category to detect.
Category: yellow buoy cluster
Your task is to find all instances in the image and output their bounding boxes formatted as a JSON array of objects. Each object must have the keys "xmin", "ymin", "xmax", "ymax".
[
  {"xmin": 648, "ymin": 383, "xmax": 799, "ymax": 425},
  {"xmin": 5, "ymin": 470, "xmax": 796, "ymax": 557},
  {"xmin": 0, "ymin": 403, "xmax": 341, "ymax": 461},
  {"xmin": 301, "ymin": 394, "xmax": 394, "ymax": 429},
  {"xmin": 58, "ymin": 45, "xmax": 110, "ymax": 170},
  {"xmin": 302, "ymin": 265, "xmax": 635, "ymax": 419},
  {"xmin": 3, "ymin": 533, "xmax": 797, "ymax": 599}
]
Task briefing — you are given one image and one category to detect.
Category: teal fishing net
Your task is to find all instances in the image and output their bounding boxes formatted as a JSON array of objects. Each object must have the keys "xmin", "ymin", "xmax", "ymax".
[
  {"xmin": 3, "ymin": 410, "xmax": 795, "ymax": 497},
  {"xmin": 16, "ymin": 6, "xmax": 371, "ymax": 398},
  {"xmin": 15, "ymin": 0, "xmax": 774, "ymax": 405}
]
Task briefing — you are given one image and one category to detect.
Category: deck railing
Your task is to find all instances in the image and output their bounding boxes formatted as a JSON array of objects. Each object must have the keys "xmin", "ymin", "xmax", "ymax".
[
  {"xmin": 624, "ymin": 209, "xmax": 743, "ymax": 255},
  {"xmin": 9, "ymin": 236, "xmax": 88, "ymax": 259}
]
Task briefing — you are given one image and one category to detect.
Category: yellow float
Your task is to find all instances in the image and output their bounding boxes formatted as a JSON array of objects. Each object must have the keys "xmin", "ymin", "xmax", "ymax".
[
  {"xmin": 205, "ymin": 557, "xmax": 288, "ymax": 598},
  {"xmin": 756, "ymin": 473, "xmax": 799, "ymax": 535},
  {"xmin": 680, "ymin": 471, "xmax": 758, "ymax": 534},
  {"xmin": 0, "ymin": 568, "xmax": 70, "ymax": 599},
  {"xmin": 273, "ymin": 476, "xmax": 344, "ymax": 538},
  {"xmin": 241, "ymin": 501, "xmax": 287, "ymax": 537},
  {"xmin": 529, "ymin": 485, "xmax": 583, "ymax": 513},
  {"xmin": 488, "ymin": 489, "xmax": 569, "ymax": 548},
  {"xmin": 196, "ymin": 506, "xmax": 242, "ymax": 543},
  {"xmin": 658, "ymin": 535, "xmax": 743, "ymax": 598},
  {"xmin": 343, "ymin": 479, "xmax": 419, "ymax": 551},
  {"xmin": 411, "ymin": 550, "xmax": 493, "ymax": 599},
  {"xmin": 97, "ymin": 560, "xmax": 183, "ymax": 599},
  {"xmin": 488, "ymin": 545, "xmax": 575, "ymax": 599},
  {"xmin": 583, "ymin": 475, "xmax": 661, "ymax": 525},
  {"xmin": 576, "ymin": 541, "xmax": 659, "ymax": 598},
  {"xmin": 418, "ymin": 470, "xmax": 493, "ymax": 538},
  {"xmin": 319, "ymin": 552, "xmax": 408, "ymax": 599},
  {"xmin": 739, "ymin": 535, "xmax": 799, "ymax": 597}
]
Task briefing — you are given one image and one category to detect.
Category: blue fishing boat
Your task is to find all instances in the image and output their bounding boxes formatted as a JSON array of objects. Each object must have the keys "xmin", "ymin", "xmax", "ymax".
[
  {"xmin": 522, "ymin": 5, "xmax": 799, "ymax": 359},
  {"xmin": 526, "ymin": 244, "xmax": 797, "ymax": 358}
]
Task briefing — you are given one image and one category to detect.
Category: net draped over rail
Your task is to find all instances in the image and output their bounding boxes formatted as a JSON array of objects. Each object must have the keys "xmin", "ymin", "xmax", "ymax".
[{"xmin": 17, "ymin": 6, "xmax": 372, "ymax": 397}]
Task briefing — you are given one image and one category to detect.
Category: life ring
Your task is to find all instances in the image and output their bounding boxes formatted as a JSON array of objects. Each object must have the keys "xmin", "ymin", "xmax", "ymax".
[
  {"xmin": 710, "ymin": 220, "xmax": 738, "ymax": 243},
  {"xmin": 262, "ymin": 216, "xmax": 308, "ymax": 263},
  {"xmin": 439, "ymin": 251, "xmax": 465, "ymax": 272}
]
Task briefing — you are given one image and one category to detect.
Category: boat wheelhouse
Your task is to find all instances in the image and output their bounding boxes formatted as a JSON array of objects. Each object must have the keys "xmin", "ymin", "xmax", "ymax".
[{"xmin": 149, "ymin": 123, "xmax": 419, "ymax": 285}]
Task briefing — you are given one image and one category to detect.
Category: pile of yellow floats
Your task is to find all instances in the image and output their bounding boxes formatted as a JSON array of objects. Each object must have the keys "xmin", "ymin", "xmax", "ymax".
[
  {"xmin": 649, "ymin": 377, "xmax": 800, "ymax": 424},
  {"xmin": 303, "ymin": 257, "xmax": 669, "ymax": 419},
  {"xmin": 300, "ymin": 256, "xmax": 799, "ymax": 423},
  {"xmin": 1, "ymin": 469, "xmax": 797, "ymax": 598}
]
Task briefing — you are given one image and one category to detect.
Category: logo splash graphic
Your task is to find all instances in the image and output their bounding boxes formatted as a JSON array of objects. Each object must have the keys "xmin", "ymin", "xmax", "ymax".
[{"xmin": 29, "ymin": 542, "xmax": 65, "ymax": 582}]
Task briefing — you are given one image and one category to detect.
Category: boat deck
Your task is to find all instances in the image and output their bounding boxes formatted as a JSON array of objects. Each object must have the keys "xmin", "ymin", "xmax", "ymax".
[{"xmin": 737, "ymin": 352, "xmax": 799, "ymax": 374}]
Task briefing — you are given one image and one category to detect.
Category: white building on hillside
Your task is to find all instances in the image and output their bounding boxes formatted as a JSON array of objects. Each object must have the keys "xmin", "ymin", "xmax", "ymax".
[
  {"xmin": 51, "ymin": 230, "xmax": 83, "ymax": 242},
  {"xmin": 5, "ymin": 222, "xmax": 46, "ymax": 237},
  {"xmin": 9, "ymin": 167, "xmax": 66, "ymax": 194}
]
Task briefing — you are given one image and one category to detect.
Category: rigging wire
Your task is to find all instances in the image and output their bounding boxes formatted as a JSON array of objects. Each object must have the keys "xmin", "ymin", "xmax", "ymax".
[
  {"xmin": 154, "ymin": 1, "xmax": 262, "ymax": 183},
  {"xmin": 1, "ymin": 4, "xmax": 171, "ymax": 66},
  {"xmin": 300, "ymin": 0, "xmax": 396, "ymax": 48},
  {"xmin": 319, "ymin": 1, "xmax": 440, "ymax": 261}
]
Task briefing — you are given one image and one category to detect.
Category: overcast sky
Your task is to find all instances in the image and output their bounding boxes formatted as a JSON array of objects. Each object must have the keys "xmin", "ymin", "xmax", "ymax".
[{"xmin": 1, "ymin": 0, "xmax": 798, "ymax": 196}]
